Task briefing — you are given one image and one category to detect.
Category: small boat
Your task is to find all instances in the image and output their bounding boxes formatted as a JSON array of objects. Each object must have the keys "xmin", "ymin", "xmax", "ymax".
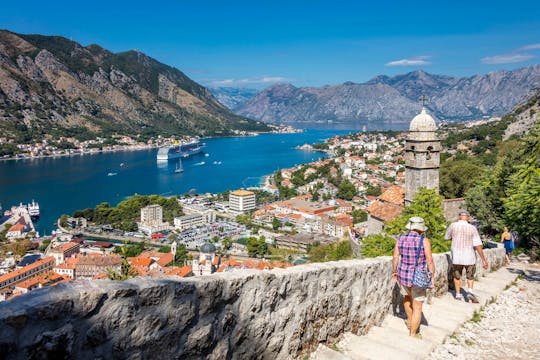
[
  {"xmin": 194, "ymin": 162, "xmax": 205, "ymax": 166},
  {"xmin": 120, "ymin": 163, "xmax": 125, "ymax": 167},
  {"xmin": 107, "ymin": 172, "xmax": 117, "ymax": 176},
  {"xmin": 205, "ymin": 153, "xmax": 209, "ymax": 157}
]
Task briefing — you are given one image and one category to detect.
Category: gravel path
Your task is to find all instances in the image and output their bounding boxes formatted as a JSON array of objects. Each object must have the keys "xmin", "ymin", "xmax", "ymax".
[{"xmin": 429, "ymin": 264, "xmax": 540, "ymax": 360}]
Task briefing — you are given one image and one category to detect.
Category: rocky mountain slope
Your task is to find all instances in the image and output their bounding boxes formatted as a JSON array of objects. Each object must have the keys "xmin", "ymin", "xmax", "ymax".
[
  {"xmin": 209, "ymin": 87, "xmax": 258, "ymax": 110},
  {"xmin": 0, "ymin": 30, "xmax": 269, "ymax": 141},
  {"xmin": 236, "ymin": 66, "xmax": 540, "ymax": 125}
]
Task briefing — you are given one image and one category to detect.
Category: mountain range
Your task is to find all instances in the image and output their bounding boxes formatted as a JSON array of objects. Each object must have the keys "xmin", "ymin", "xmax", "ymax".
[
  {"xmin": 218, "ymin": 66, "xmax": 540, "ymax": 125},
  {"xmin": 0, "ymin": 30, "xmax": 269, "ymax": 141}
]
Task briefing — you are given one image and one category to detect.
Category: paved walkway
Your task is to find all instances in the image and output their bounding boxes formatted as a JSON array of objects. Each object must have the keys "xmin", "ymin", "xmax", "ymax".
[
  {"xmin": 429, "ymin": 264, "xmax": 540, "ymax": 360},
  {"xmin": 310, "ymin": 264, "xmax": 525, "ymax": 360}
]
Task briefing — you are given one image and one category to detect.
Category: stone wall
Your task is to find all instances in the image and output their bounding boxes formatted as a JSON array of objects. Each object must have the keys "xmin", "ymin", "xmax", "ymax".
[{"xmin": 0, "ymin": 248, "xmax": 505, "ymax": 360}]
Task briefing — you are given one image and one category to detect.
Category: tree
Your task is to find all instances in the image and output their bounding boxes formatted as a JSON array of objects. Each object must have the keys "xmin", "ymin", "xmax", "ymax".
[
  {"xmin": 158, "ymin": 245, "xmax": 171, "ymax": 253},
  {"xmin": 352, "ymin": 209, "xmax": 367, "ymax": 224},
  {"xmin": 361, "ymin": 234, "xmax": 396, "ymax": 258},
  {"xmin": 175, "ymin": 243, "xmax": 188, "ymax": 265},
  {"xmin": 385, "ymin": 188, "xmax": 449, "ymax": 253},
  {"xmin": 365, "ymin": 184, "xmax": 382, "ymax": 197},
  {"xmin": 272, "ymin": 217, "xmax": 281, "ymax": 230},
  {"xmin": 307, "ymin": 241, "xmax": 353, "ymax": 262},
  {"xmin": 502, "ymin": 123, "xmax": 540, "ymax": 248},
  {"xmin": 222, "ymin": 236, "xmax": 232, "ymax": 250},
  {"xmin": 59, "ymin": 214, "xmax": 69, "ymax": 228},
  {"xmin": 311, "ymin": 190, "xmax": 320, "ymax": 201},
  {"xmin": 439, "ymin": 158, "xmax": 484, "ymax": 198},
  {"xmin": 247, "ymin": 236, "xmax": 268, "ymax": 257},
  {"xmin": 337, "ymin": 180, "xmax": 358, "ymax": 200}
]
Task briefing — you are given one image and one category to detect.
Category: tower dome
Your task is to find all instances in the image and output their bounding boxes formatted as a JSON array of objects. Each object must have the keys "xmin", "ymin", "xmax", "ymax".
[
  {"xmin": 409, "ymin": 107, "xmax": 436, "ymax": 132},
  {"xmin": 200, "ymin": 242, "xmax": 217, "ymax": 254}
]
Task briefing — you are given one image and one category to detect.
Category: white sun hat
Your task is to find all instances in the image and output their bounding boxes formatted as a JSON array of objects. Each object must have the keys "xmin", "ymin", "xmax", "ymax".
[{"xmin": 405, "ymin": 216, "xmax": 428, "ymax": 232}]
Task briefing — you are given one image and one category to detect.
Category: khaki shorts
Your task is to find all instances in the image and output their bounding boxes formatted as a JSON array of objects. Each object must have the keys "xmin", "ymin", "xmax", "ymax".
[
  {"xmin": 452, "ymin": 264, "xmax": 476, "ymax": 280},
  {"xmin": 401, "ymin": 285, "xmax": 427, "ymax": 302}
]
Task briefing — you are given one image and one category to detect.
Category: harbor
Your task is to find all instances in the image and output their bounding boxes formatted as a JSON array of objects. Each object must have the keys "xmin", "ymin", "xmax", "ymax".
[{"xmin": 0, "ymin": 129, "xmax": 352, "ymax": 234}]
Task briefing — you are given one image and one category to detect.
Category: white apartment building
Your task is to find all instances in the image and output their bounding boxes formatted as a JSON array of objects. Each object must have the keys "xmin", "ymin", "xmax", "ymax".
[
  {"xmin": 138, "ymin": 204, "xmax": 170, "ymax": 235},
  {"xmin": 229, "ymin": 190, "xmax": 256, "ymax": 213}
]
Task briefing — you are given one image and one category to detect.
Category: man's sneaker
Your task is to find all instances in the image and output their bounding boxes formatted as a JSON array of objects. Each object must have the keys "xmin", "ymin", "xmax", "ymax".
[
  {"xmin": 455, "ymin": 293, "xmax": 463, "ymax": 301},
  {"xmin": 468, "ymin": 291, "xmax": 479, "ymax": 303}
]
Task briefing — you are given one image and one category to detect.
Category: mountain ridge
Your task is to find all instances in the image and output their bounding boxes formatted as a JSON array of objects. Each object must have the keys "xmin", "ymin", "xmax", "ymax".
[
  {"xmin": 232, "ymin": 65, "xmax": 540, "ymax": 124},
  {"xmin": 0, "ymin": 30, "xmax": 269, "ymax": 141}
]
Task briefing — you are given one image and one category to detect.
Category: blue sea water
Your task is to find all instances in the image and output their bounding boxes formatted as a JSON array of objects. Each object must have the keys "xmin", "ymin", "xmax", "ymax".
[{"xmin": 0, "ymin": 129, "xmax": 366, "ymax": 234}]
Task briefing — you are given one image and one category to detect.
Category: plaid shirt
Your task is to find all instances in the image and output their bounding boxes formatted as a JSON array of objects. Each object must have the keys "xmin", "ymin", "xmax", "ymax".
[{"xmin": 397, "ymin": 231, "xmax": 426, "ymax": 287}]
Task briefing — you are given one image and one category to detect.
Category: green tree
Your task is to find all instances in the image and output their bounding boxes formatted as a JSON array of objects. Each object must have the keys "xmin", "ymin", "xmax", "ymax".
[
  {"xmin": 59, "ymin": 214, "xmax": 69, "ymax": 228},
  {"xmin": 361, "ymin": 234, "xmax": 396, "ymax": 258},
  {"xmin": 365, "ymin": 184, "xmax": 382, "ymax": 197},
  {"xmin": 272, "ymin": 217, "xmax": 281, "ymax": 230},
  {"xmin": 175, "ymin": 243, "xmax": 188, "ymax": 265},
  {"xmin": 440, "ymin": 158, "xmax": 484, "ymax": 198},
  {"xmin": 247, "ymin": 236, "xmax": 268, "ymax": 257},
  {"xmin": 337, "ymin": 180, "xmax": 358, "ymax": 200},
  {"xmin": 385, "ymin": 188, "xmax": 449, "ymax": 253},
  {"xmin": 158, "ymin": 245, "xmax": 171, "ymax": 253},
  {"xmin": 352, "ymin": 209, "xmax": 367, "ymax": 224},
  {"xmin": 502, "ymin": 123, "xmax": 540, "ymax": 247},
  {"xmin": 307, "ymin": 241, "xmax": 352, "ymax": 262}
]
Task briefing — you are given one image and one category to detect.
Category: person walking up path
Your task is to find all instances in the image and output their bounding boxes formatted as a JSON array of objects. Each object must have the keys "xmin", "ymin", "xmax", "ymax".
[
  {"xmin": 501, "ymin": 227, "xmax": 514, "ymax": 265},
  {"xmin": 392, "ymin": 216, "xmax": 435, "ymax": 338},
  {"xmin": 445, "ymin": 211, "xmax": 488, "ymax": 303}
]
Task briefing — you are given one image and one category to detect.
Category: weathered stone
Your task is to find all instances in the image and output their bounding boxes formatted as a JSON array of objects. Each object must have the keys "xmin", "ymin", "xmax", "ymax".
[{"xmin": 0, "ymin": 248, "xmax": 505, "ymax": 360}]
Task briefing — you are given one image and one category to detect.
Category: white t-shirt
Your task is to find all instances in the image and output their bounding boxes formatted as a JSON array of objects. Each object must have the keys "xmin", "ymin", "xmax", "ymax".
[{"xmin": 445, "ymin": 220, "xmax": 482, "ymax": 265}]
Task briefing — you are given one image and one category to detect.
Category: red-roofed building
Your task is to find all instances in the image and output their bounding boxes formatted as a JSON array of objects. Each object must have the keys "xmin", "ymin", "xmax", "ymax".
[
  {"xmin": 53, "ymin": 254, "xmax": 81, "ymax": 279},
  {"xmin": 6, "ymin": 223, "xmax": 26, "ymax": 240},
  {"xmin": 49, "ymin": 241, "xmax": 81, "ymax": 265},
  {"xmin": 164, "ymin": 266, "xmax": 193, "ymax": 278},
  {"xmin": 0, "ymin": 257, "xmax": 55, "ymax": 292},
  {"xmin": 14, "ymin": 272, "xmax": 65, "ymax": 294},
  {"xmin": 366, "ymin": 185, "xmax": 405, "ymax": 235}
]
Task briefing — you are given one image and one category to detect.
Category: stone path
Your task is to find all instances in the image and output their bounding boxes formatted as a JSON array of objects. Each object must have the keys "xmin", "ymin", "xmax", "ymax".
[
  {"xmin": 429, "ymin": 264, "xmax": 540, "ymax": 360},
  {"xmin": 310, "ymin": 264, "xmax": 529, "ymax": 360}
]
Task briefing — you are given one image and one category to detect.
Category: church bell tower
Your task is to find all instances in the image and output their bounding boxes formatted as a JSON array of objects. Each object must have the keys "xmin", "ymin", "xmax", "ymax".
[{"xmin": 405, "ymin": 99, "xmax": 441, "ymax": 204}]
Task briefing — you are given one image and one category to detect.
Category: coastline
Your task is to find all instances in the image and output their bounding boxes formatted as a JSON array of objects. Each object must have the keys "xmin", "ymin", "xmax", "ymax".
[
  {"xmin": 0, "ymin": 145, "xmax": 160, "ymax": 162},
  {"xmin": 0, "ymin": 129, "xmax": 303, "ymax": 163}
]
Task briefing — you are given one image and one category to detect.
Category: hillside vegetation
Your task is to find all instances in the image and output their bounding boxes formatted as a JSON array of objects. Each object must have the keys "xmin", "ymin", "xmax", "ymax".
[{"xmin": 0, "ymin": 30, "xmax": 269, "ymax": 143}]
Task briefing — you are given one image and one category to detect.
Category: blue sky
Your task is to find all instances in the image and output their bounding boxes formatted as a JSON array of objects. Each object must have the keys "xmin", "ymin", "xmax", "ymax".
[{"xmin": 1, "ymin": 0, "xmax": 539, "ymax": 88}]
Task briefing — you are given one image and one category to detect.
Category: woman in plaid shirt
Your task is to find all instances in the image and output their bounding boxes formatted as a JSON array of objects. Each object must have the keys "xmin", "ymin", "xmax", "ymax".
[{"xmin": 392, "ymin": 216, "xmax": 435, "ymax": 338}]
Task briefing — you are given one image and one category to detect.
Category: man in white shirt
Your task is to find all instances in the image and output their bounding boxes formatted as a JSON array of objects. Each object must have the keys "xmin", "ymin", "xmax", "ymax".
[{"xmin": 445, "ymin": 211, "xmax": 488, "ymax": 302}]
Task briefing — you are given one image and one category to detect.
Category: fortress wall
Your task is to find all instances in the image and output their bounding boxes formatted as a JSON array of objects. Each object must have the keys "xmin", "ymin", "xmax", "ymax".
[{"xmin": 0, "ymin": 248, "xmax": 505, "ymax": 359}]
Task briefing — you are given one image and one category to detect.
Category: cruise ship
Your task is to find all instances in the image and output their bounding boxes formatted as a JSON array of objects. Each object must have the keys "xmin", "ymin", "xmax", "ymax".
[
  {"xmin": 156, "ymin": 140, "xmax": 204, "ymax": 160},
  {"xmin": 27, "ymin": 200, "xmax": 40, "ymax": 218}
]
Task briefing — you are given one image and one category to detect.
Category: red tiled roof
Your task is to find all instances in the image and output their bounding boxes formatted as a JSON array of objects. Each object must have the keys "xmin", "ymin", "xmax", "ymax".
[
  {"xmin": 0, "ymin": 257, "xmax": 55, "ymax": 283},
  {"xmin": 367, "ymin": 200, "xmax": 403, "ymax": 222},
  {"xmin": 8, "ymin": 224, "xmax": 25, "ymax": 232},
  {"xmin": 377, "ymin": 186, "xmax": 405, "ymax": 205},
  {"xmin": 165, "ymin": 266, "xmax": 192, "ymax": 277},
  {"xmin": 51, "ymin": 242, "xmax": 79, "ymax": 253}
]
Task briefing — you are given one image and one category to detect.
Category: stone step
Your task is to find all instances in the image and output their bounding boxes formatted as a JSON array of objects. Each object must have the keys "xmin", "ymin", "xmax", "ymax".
[
  {"xmin": 338, "ymin": 332, "xmax": 419, "ymax": 360},
  {"xmin": 382, "ymin": 315, "xmax": 448, "ymax": 344},
  {"xmin": 368, "ymin": 325, "xmax": 435, "ymax": 354},
  {"xmin": 310, "ymin": 266, "xmax": 520, "ymax": 360},
  {"xmin": 310, "ymin": 344, "xmax": 352, "ymax": 360}
]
